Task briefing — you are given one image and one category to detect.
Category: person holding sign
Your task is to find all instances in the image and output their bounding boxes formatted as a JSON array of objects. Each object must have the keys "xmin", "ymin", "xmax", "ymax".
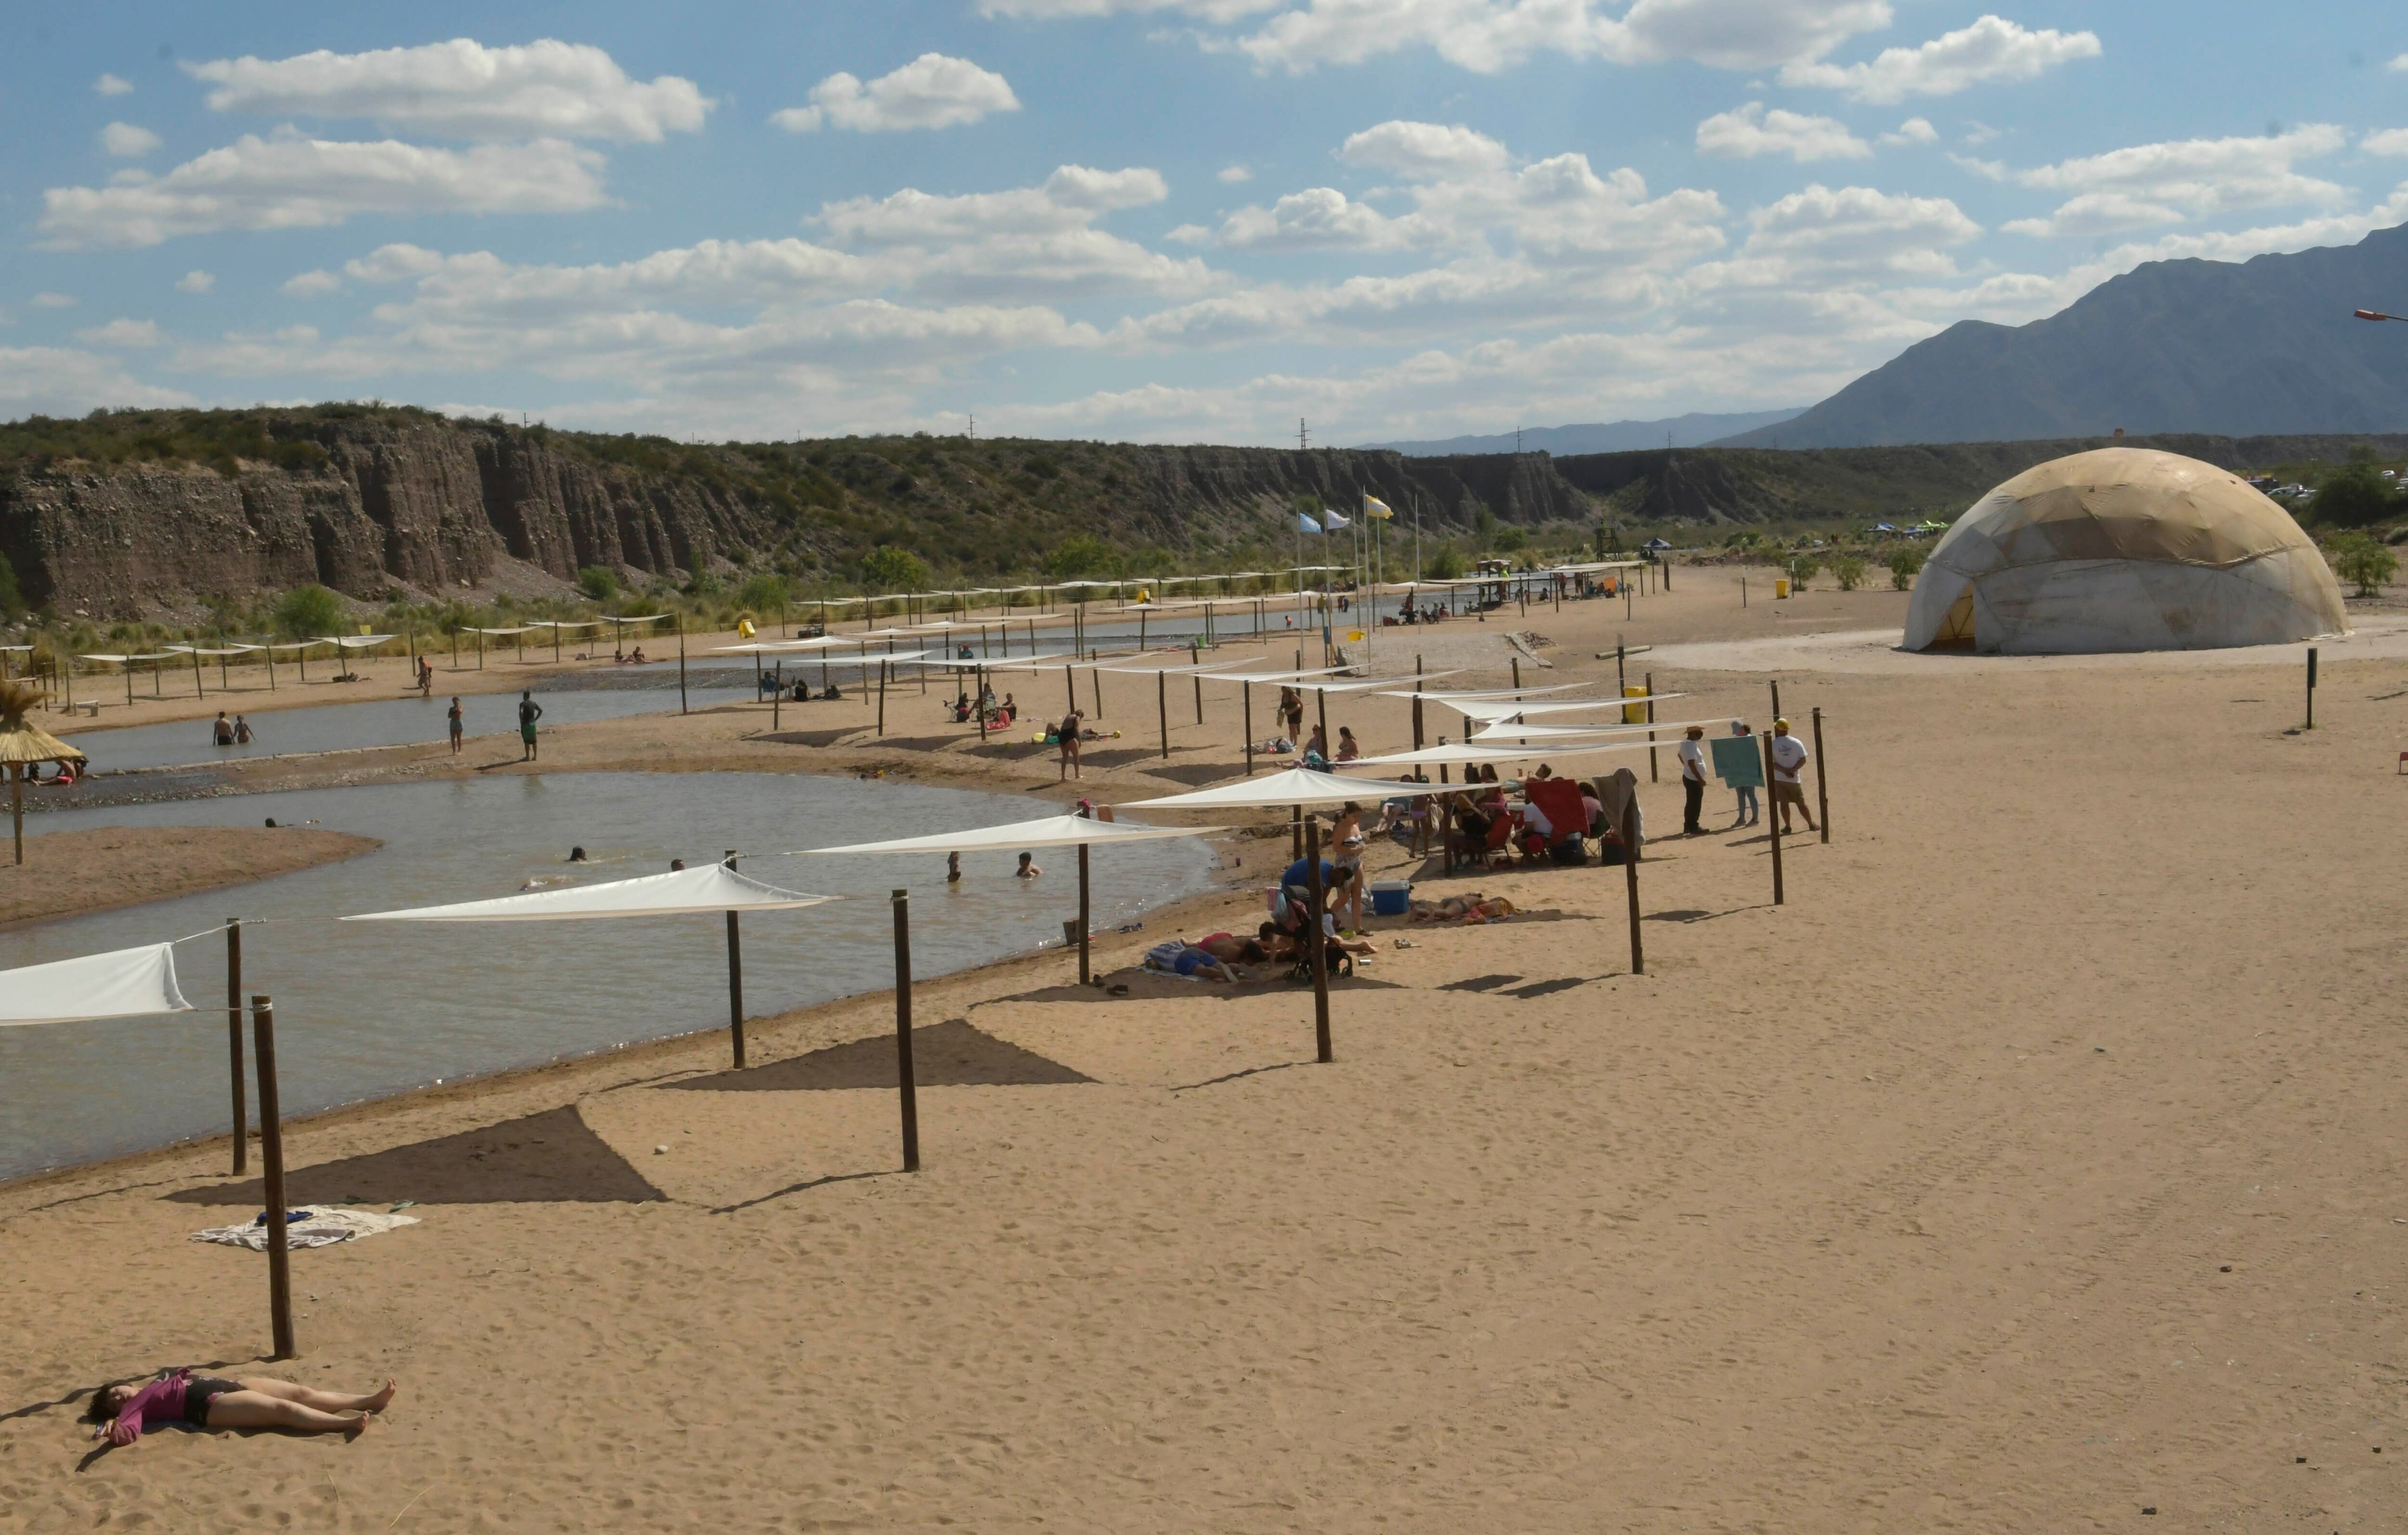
[
  {"xmin": 1711, "ymin": 721, "xmax": 1762, "ymax": 828},
  {"xmin": 1770, "ymin": 718, "xmax": 1816, "ymax": 836}
]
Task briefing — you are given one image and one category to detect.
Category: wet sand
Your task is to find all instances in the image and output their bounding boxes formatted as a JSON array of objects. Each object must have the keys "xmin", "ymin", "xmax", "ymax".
[
  {"xmin": 6, "ymin": 568, "xmax": 2407, "ymax": 1529},
  {"xmin": 0, "ymin": 826, "xmax": 380, "ymax": 931}
]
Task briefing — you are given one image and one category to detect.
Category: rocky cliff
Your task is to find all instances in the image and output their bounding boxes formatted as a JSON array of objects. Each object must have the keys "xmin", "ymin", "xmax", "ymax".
[{"xmin": 0, "ymin": 407, "xmax": 1594, "ymax": 617}]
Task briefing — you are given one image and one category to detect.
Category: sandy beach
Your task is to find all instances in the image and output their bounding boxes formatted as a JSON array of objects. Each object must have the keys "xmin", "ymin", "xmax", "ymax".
[
  {"xmin": 0, "ymin": 826, "xmax": 381, "ymax": 931},
  {"xmin": 5, "ymin": 569, "xmax": 2406, "ymax": 1531}
]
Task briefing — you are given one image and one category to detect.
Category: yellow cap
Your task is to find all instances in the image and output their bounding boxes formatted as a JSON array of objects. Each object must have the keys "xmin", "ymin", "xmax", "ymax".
[{"xmin": 1774, "ymin": 717, "xmax": 1791, "ymax": 731}]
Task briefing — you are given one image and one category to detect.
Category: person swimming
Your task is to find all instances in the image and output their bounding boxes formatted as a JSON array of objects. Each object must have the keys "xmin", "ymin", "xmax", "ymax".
[{"xmin": 569, "ymin": 846, "xmax": 588, "ymax": 862}]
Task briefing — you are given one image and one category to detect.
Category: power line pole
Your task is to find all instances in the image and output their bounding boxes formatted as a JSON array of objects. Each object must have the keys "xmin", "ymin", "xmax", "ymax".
[
  {"xmin": 1516, "ymin": 424, "xmax": 1523, "ymax": 454},
  {"xmin": 966, "ymin": 411, "xmax": 975, "ymax": 440},
  {"xmin": 1298, "ymin": 417, "xmax": 1309, "ymax": 452}
]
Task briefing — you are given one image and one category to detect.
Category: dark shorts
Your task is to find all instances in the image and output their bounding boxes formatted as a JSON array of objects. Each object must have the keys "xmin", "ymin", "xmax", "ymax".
[{"xmin": 184, "ymin": 1376, "xmax": 238, "ymax": 1426}]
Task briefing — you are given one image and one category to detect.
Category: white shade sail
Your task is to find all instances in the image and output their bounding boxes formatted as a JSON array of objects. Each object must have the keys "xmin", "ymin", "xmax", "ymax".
[
  {"xmin": 973, "ymin": 653, "xmax": 1082, "ymax": 673},
  {"xmin": 1374, "ymin": 682, "xmax": 1595, "ymax": 702},
  {"xmin": 794, "ymin": 813, "xmax": 1227, "ymax": 856},
  {"xmin": 1348, "ymin": 739, "xmax": 1659, "ymax": 768},
  {"xmin": 0, "ymin": 943, "xmax": 192, "ymax": 1026},
  {"xmin": 322, "ymin": 634, "xmax": 397, "ymax": 649},
  {"xmin": 1117, "ymin": 765, "xmax": 1396, "ymax": 810},
  {"xmin": 1465, "ymin": 715, "xmax": 1729, "ymax": 742},
  {"xmin": 1091, "ymin": 658, "xmax": 1242, "ymax": 676},
  {"xmin": 1446, "ymin": 693, "xmax": 1687, "ymax": 722},
  {"xmin": 163, "ymin": 644, "xmax": 263, "ymax": 657},
  {"xmin": 343, "ymin": 863, "xmax": 834, "ymax": 923}
]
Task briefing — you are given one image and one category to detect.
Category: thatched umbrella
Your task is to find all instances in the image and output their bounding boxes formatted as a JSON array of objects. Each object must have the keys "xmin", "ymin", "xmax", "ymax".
[{"xmin": 0, "ymin": 678, "xmax": 87, "ymax": 866}]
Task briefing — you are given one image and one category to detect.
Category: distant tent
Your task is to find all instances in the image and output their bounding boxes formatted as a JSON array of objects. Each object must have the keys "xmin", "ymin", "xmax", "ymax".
[{"xmin": 1902, "ymin": 448, "xmax": 2348, "ymax": 655}]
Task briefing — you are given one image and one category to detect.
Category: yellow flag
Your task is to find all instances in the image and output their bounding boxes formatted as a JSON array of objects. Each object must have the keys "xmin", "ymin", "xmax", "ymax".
[{"xmin": 1363, "ymin": 495, "xmax": 1394, "ymax": 520}]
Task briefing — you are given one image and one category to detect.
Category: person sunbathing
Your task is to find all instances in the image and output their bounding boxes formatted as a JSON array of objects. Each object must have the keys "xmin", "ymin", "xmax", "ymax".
[
  {"xmin": 1411, "ymin": 893, "xmax": 1518, "ymax": 924},
  {"xmin": 1144, "ymin": 940, "xmax": 1244, "ymax": 981},
  {"xmin": 89, "ymin": 1369, "xmax": 396, "ymax": 1445}
]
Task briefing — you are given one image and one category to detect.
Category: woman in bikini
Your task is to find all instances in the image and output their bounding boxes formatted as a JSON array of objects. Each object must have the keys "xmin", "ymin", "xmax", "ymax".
[{"xmin": 89, "ymin": 1369, "xmax": 396, "ymax": 1445}]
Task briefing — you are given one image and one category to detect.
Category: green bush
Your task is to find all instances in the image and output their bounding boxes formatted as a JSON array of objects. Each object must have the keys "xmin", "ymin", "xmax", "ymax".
[
  {"xmin": 2312, "ymin": 462, "xmax": 2401, "ymax": 528},
  {"xmin": 1788, "ymin": 554, "xmax": 1822, "ymax": 587},
  {"xmin": 861, "ymin": 545, "xmax": 930, "ymax": 593},
  {"xmin": 735, "ymin": 571, "xmax": 791, "ymax": 614},
  {"xmin": 1045, "ymin": 534, "xmax": 1114, "ymax": 581},
  {"xmin": 1423, "ymin": 544, "xmax": 1468, "ymax": 580},
  {"xmin": 576, "ymin": 565, "xmax": 618, "ymax": 600},
  {"xmin": 1887, "ymin": 547, "xmax": 1926, "ymax": 590},
  {"xmin": 1830, "ymin": 554, "xmax": 1868, "ymax": 591},
  {"xmin": 2332, "ymin": 532, "xmax": 2399, "ymax": 597},
  {"xmin": 272, "ymin": 584, "xmax": 346, "ymax": 639}
]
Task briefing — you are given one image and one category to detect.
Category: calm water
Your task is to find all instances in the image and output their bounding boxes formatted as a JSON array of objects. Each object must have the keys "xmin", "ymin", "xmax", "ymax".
[{"xmin": 0, "ymin": 773, "xmax": 1216, "ymax": 1182}]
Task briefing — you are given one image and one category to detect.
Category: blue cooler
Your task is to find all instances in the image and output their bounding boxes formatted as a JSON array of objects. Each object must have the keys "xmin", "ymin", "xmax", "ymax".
[{"xmin": 1369, "ymin": 879, "xmax": 1412, "ymax": 918}]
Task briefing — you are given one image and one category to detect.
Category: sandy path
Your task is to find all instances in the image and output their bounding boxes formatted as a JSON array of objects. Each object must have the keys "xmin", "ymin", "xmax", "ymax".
[
  {"xmin": 6, "ymin": 630, "xmax": 2408, "ymax": 1527},
  {"xmin": 0, "ymin": 826, "xmax": 380, "ymax": 931}
]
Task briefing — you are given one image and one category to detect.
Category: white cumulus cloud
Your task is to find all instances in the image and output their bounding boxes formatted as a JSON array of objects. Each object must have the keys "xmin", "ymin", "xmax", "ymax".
[
  {"xmin": 184, "ymin": 38, "xmax": 709, "ymax": 142},
  {"xmin": 2365, "ymin": 128, "xmax": 2408, "ymax": 157},
  {"xmin": 1782, "ymin": 14, "xmax": 2100, "ymax": 103},
  {"xmin": 2000, "ymin": 125, "xmax": 2350, "ymax": 237},
  {"xmin": 1338, "ymin": 120, "xmax": 1511, "ymax": 179},
  {"xmin": 94, "ymin": 73, "xmax": 133, "ymax": 96},
  {"xmin": 1695, "ymin": 103, "xmax": 1870, "ymax": 162},
  {"xmin": 100, "ymin": 121, "xmax": 162, "ymax": 156},
  {"xmin": 1217, "ymin": 164, "xmax": 1254, "ymax": 183},
  {"xmin": 0, "ymin": 347, "xmax": 193, "ymax": 414},
  {"xmin": 1879, "ymin": 117, "xmax": 1937, "ymax": 146},
  {"xmin": 77, "ymin": 318, "xmax": 164, "ymax": 347},
  {"xmin": 771, "ymin": 54, "xmax": 1020, "ymax": 133},
  {"xmin": 38, "ymin": 131, "xmax": 609, "ymax": 249},
  {"xmin": 282, "ymin": 270, "xmax": 343, "ymax": 296},
  {"xmin": 31, "ymin": 293, "xmax": 79, "ymax": 308},
  {"xmin": 175, "ymin": 270, "xmax": 215, "ymax": 293}
]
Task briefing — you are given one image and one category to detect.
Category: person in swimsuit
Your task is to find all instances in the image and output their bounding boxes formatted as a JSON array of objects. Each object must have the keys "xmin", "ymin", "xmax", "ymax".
[
  {"xmin": 517, "ymin": 690, "xmax": 543, "ymax": 762},
  {"xmin": 447, "ymin": 696, "xmax": 465, "ymax": 754},
  {"xmin": 211, "ymin": 712, "xmax": 234, "ymax": 746},
  {"xmin": 233, "ymin": 715, "xmax": 254, "ymax": 745},
  {"xmin": 88, "ymin": 1368, "xmax": 396, "ymax": 1444},
  {"xmin": 1057, "ymin": 709, "xmax": 1083, "ymax": 781}
]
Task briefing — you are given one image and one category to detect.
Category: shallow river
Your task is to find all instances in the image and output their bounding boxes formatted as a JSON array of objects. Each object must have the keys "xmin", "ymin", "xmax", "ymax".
[{"xmin": 0, "ymin": 773, "xmax": 1217, "ymax": 1182}]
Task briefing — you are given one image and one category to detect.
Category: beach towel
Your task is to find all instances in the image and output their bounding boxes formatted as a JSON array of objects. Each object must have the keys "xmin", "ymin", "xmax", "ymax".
[
  {"xmin": 1592, "ymin": 768, "xmax": 1642, "ymax": 848},
  {"xmin": 191, "ymin": 1207, "xmax": 421, "ymax": 1251}
]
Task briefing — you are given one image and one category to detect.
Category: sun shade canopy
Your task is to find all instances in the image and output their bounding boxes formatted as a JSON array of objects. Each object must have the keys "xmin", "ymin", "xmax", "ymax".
[
  {"xmin": 342, "ymin": 863, "xmax": 834, "ymax": 923},
  {"xmin": 1903, "ymin": 447, "xmax": 2349, "ymax": 654},
  {"xmin": 1466, "ymin": 716, "xmax": 1726, "ymax": 742},
  {"xmin": 0, "ymin": 943, "xmax": 192, "ymax": 1026},
  {"xmin": 1374, "ymin": 682, "xmax": 1595, "ymax": 702},
  {"xmin": 1446, "ymin": 694, "xmax": 1687, "ymax": 722},
  {"xmin": 1117, "ymin": 765, "xmax": 1398, "ymax": 810},
  {"xmin": 795, "ymin": 813, "xmax": 1226, "ymax": 856},
  {"xmin": 1348, "ymin": 739, "xmax": 1662, "ymax": 767},
  {"xmin": 323, "ymin": 634, "xmax": 396, "ymax": 649}
]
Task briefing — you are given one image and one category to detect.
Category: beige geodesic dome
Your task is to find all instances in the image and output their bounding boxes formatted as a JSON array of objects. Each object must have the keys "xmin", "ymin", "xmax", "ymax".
[{"xmin": 1902, "ymin": 448, "xmax": 2348, "ymax": 654}]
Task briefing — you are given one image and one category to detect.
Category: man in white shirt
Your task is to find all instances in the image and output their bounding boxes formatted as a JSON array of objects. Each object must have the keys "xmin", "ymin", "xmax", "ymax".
[
  {"xmin": 1769, "ymin": 718, "xmax": 1816, "ymax": 835},
  {"xmin": 1676, "ymin": 724, "xmax": 1708, "ymax": 835}
]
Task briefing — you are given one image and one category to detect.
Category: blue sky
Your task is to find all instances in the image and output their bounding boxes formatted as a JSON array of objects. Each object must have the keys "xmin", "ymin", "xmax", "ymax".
[{"xmin": 4, "ymin": 0, "xmax": 2407, "ymax": 445}]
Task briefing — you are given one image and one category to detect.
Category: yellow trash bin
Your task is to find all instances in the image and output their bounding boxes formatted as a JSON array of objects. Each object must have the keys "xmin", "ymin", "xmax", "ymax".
[
  {"xmin": 1774, "ymin": 577, "xmax": 1792, "ymax": 599},
  {"xmin": 1623, "ymin": 683, "xmax": 1650, "ymax": 724}
]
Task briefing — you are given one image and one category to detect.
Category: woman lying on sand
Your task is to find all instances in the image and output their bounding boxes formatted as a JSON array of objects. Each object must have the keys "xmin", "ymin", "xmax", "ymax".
[
  {"xmin": 89, "ymin": 1369, "xmax": 396, "ymax": 1445},
  {"xmin": 1410, "ymin": 894, "xmax": 1518, "ymax": 925}
]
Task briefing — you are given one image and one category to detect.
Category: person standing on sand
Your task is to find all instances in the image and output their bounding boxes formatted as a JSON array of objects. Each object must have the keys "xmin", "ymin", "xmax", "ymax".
[
  {"xmin": 1058, "ymin": 708, "xmax": 1083, "ymax": 780},
  {"xmin": 517, "ymin": 691, "xmax": 543, "ymax": 762},
  {"xmin": 1677, "ymin": 725, "xmax": 1708, "ymax": 835},
  {"xmin": 1728, "ymin": 720, "xmax": 1758, "ymax": 827},
  {"xmin": 1770, "ymin": 718, "xmax": 1815, "ymax": 835},
  {"xmin": 447, "ymin": 696, "xmax": 465, "ymax": 754}
]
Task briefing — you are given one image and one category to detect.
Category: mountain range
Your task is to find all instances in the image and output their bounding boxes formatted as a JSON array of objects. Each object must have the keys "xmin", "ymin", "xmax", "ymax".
[
  {"xmin": 1713, "ymin": 222, "xmax": 2408, "ymax": 448},
  {"xmin": 1362, "ymin": 409, "xmax": 1804, "ymax": 456}
]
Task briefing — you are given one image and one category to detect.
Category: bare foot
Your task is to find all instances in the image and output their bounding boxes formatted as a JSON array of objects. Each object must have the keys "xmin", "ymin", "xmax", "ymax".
[
  {"xmin": 364, "ymin": 1379, "xmax": 398, "ymax": 1413},
  {"xmin": 343, "ymin": 1414, "xmax": 371, "ymax": 1441}
]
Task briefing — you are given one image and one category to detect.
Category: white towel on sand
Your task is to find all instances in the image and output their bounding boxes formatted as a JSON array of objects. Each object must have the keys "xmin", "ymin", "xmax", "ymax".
[{"xmin": 191, "ymin": 1207, "xmax": 421, "ymax": 1251}]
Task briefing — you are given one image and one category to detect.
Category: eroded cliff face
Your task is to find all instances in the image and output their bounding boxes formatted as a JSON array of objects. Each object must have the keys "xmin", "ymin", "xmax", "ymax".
[{"xmin": 0, "ymin": 412, "xmax": 1595, "ymax": 617}]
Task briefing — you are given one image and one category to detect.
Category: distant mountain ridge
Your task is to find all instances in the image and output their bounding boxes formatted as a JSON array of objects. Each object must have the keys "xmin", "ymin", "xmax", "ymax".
[
  {"xmin": 1714, "ymin": 223, "xmax": 2408, "ymax": 448},
  {"xmin": 1364, "ymin": 408, "xmax": 1805, "ymax": 457}
]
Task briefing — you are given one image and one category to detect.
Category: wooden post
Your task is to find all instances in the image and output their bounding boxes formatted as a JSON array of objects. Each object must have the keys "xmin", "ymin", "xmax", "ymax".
[
  {"xmin": 1076, "ymin": 844, "xmax": 1091, "ymax": 985},
  {"xmin": 1306, "ymin": 816, "xmax": 1332, "ymax": 1063},
  {"xmin": 1770, "ymin": 679, "xmax": 1781, "ymax": 722},
  {"xmin": 190, "ymin": 647, "xmax": 203, "ymax": 698},
  {"xmin": 1315, "ymin": 683, "xmax": 1328, "ymax": 755},
  {"xmin": 1192, "ymin": 644, "xmax": 1204, "ymax": 725},
  {"xmin": 250, "ymin": 995, "xmax": 295, "ymax": 1361},
  {"xmin": 677, "ymin": 616, "xmax": 689, "ymax": 715},
  {"xmin": 9, "ymin": 762, "xmax": 19, "ymax": 866},
  {"xmin": 1616, "ymin": 641, "xmax": 1625, "ymax": 694},
  {"xmin": 2306, "ymin": 646, "xmax": 2318, "ymax": 730},
  {"xmin": 451, "ymin": 629, "xmax": 458, "ymax": 671},
  {"xmin": 1063, "ymin": 662, "xmax": 1075, "ymax": 715},
  {"xmin": 724, "ymin": 851, "xmax": 746, "ymax": 1069},
  {"xmin": 772, "ymin": 661, "xmax": 782, "ymax": 732},
  {"xmin": 1510, "ymin": 656, "xmax": 1521, "ymax": 692},
  {"xmin": 1812, "ymin": 707, "xmax": 1830, "ymax": 844},
  {"xmin": 877, "ymin": 660, "xmax": 888, "ymax": 736},
  {"xmin": 1243, "ymin": 682, "xmax": 1255, "ymax": 776},
  {"xmin": 1157, "ymin": 669, "xmax": 1169, "ymax": 760},
  {"xmin": 892, "ymin": 889, "xmax": 920, "ymax": 1172},
  {"xmin": 1622, "ymin": 798, "xmax": 1644, "ymax": 975},
  {"xmin": 978, "ymin": 666, "xmax": 989, "ymax": 743},
  {"xmin": 226, "ymin": 919, "xmax": 246, "ymax": 1174},
  {"xmin": 1645, "ymin": 672, "xmax": 1658, "ymax": 783},
  {"xmin": 1292, "ymin": 805, "xmax": 1302, "ymax": 861},
  {"xmin": 1761, "ymin": 732, "xmax": 1784, "ymax": 907},
  {"xmin": 1412, "ymin": 656, "xmax": 1425, "ymax": 752}
]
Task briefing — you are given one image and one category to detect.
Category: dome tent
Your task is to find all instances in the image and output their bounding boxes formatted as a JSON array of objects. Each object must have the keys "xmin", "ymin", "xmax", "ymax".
[{"xmin": 1902, "ymin": 448, "xmax": 2348, "ymax": 654}]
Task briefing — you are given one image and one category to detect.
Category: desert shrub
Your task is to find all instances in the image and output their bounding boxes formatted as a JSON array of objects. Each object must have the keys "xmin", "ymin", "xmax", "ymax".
[
  {"xmin": 1423, "ymin": 544, "xmax": 1468, "ymax": 580},
  {"xmin": 2313, "ymin": 462, "xmax": 2401, "ymax": 528},
  {"xmin": 576, "ymin": 565, "xmax": 618, "ymax": 600},
  {"xmin": 1045, "ymin": 535, "xmax": 1114, "ymax": 581},
  {"xmin": 271, "ymin": 584, "xmax": 345, "ymax": 638},
  {"xmin": 2332, "ymin": 532, "xmax": 2399, "ymax": 597},
  {"xmin": 735, "ymin": 571, "xmax": 791, "ymax": 614},
  {"xmin": 1888, "ymin": 547, "xmax": 1926, "ymax": 590},
  {"xmin": 861, "ymin": 545, "xmax": 930, "ymax": 593},
  {"xmin": 1830, "ymin": 554, "xmax": 1868, "ymax": 590}
]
